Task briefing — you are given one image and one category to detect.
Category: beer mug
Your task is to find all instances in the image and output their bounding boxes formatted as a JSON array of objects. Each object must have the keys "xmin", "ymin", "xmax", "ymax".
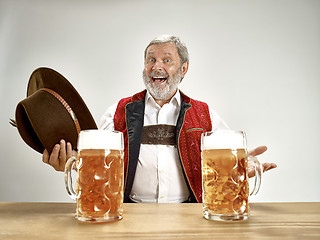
[
  {"xmin": 201, "ymin": 130, "xmax": 262, "ymax": 221},
  {"xmin": 64, "ymin": 130, "xmax": 124, "ymax": 223}
]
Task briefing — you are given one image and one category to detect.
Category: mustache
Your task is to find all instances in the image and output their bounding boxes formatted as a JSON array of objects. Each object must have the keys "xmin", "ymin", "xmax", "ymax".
[{"xmin": 149, "ymin": 71, "xmax": 169, "ymax": 78}]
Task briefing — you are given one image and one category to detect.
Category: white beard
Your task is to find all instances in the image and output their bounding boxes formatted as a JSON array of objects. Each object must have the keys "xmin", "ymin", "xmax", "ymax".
[{"xmin": 143, "ymin": 69, "xmax": 182, "ymax": 101}]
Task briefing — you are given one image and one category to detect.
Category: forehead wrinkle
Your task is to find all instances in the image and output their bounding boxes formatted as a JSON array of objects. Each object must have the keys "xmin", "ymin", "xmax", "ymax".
[{"xmin": 146, "ymin": 51, "xmax": 174, "ymax": 57}]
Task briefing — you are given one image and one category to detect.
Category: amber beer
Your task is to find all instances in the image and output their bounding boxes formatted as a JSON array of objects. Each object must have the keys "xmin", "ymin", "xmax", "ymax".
[
  {"xmin": 201, "ymin": 131, "xmax": 261, "ymax": 221},
  {"xmin": 202, "ymin": 148, "xmax": 249, "ymax": 220},
  {"xmin": 65, "ymin": 130, "xmax": 124, "ymax": 223},
  {"xmin": 76, "ymin": 149, "xmax": 123, "ymax": 222}
]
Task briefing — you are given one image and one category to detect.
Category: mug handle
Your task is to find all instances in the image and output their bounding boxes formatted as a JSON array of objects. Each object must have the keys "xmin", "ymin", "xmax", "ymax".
[
  {"xmin": 64, "ymin": 156, "xmax": 78, "ymax": 200},
  {"xmin": 248, "ymin": 155, "xmax": 262, "ymax": 196}
]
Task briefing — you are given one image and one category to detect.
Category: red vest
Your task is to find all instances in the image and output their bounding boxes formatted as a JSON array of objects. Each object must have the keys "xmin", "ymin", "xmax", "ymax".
[{"xmin": 114, "ymin": 90, "xmax": 212, "ymax": 202}]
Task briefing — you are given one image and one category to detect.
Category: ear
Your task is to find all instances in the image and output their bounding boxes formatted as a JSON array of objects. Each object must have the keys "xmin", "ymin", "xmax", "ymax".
[{"xmin": 180, "ymin": 61, "xmax": 189, "ymax": 78}]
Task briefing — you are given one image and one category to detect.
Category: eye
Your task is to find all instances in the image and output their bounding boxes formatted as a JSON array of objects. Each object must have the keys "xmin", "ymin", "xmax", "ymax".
[
  {"xmin": 148, "ymin": 58, "xmax": 155, "ymax": 63},
  {"xmin": 164, "ymin": 59, "xmax": 171, "ymax": 63}
]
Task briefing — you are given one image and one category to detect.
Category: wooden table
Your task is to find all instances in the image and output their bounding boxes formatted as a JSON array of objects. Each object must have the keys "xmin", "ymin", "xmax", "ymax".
[{"xmin": 0, "ymin": 202, "xmax": 319, "ymax": 239}]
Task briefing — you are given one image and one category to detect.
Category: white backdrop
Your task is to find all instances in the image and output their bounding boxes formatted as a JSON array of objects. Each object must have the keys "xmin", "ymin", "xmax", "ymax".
[{"xmin": 1, "ymin": 0, "xmax": 319, "ymax": 202}]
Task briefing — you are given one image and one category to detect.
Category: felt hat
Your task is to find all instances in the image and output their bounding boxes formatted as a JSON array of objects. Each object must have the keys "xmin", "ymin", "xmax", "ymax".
[{"xmin": 13, "ymin": 67, "xmax": 97, "ymax": 153}]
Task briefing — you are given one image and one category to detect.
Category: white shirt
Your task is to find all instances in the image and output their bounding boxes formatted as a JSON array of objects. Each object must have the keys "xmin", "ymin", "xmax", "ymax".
[{"xmin": 99, "ymin": 91, "xmax": 230, "ymax": 203}]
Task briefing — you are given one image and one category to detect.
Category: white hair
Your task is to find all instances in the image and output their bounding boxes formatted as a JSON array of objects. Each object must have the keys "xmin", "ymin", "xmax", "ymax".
[{"xmin": 144, "ymin": 35, "xmax": 189, "ymax": 66}]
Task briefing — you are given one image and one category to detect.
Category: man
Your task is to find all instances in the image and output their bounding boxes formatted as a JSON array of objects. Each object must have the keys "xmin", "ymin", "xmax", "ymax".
[{"xmin": 43, "ymin": 35, "xmax": 277, "ymax": 203}]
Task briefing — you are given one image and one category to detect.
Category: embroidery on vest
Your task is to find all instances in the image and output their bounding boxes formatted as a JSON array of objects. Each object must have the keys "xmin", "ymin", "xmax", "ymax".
[{"xmin": 186, "ymin": 128, "xmax": 204, "ymax": 132}]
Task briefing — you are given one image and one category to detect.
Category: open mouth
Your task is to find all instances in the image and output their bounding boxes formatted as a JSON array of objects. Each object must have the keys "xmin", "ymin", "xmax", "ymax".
[{"xmin": 152, "ymin": 76, "xmax": 167, "ymax": 83}]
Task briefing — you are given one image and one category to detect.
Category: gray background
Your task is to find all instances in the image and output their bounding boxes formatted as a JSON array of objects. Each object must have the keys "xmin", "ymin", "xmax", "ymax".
[{"xmin": 1, "ymin": 0, "xmax": 319, "ymax": 202}]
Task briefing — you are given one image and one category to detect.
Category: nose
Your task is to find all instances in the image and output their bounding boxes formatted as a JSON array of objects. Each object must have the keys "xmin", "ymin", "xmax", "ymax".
[{"xmin": 151, "ymin": 61, "xmax": 164, "ymax": 71}]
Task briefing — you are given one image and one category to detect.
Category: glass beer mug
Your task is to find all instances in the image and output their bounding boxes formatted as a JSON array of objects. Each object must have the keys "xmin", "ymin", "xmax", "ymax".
[
  {"xmin": 201, "ymin": 130, "xmax": 262, "ymax": 221},
  {"xmin": 64, "ymin": 130, "xmax": 124, "ymax": 223}
]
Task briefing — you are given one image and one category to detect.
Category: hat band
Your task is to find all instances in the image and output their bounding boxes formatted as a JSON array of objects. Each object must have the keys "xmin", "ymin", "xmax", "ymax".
[{"xmin": 40, "ymin": 88, "xmax": 81, "ymax": 135}]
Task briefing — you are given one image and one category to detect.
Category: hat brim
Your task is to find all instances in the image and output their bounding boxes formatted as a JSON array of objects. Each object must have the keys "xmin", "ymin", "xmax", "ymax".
[{"xmin": 15, "ymin": 67, "xmax": 97, "ymax": 154}]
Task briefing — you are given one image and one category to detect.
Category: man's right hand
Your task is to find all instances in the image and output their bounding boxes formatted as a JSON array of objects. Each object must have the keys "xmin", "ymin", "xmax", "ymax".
[{"xmin": 42, "ymin": 139, "xmax": 76, "ymax": 172}]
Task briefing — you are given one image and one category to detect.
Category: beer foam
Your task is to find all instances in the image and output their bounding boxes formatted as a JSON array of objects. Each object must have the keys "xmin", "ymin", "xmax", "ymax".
[
  {"xmin": 201, "ymin": 130, "xmax": 246, "ymax": 150},
  {"xmin": 77, "ymin": 130, "xmax": 123, "ymax": 150}
]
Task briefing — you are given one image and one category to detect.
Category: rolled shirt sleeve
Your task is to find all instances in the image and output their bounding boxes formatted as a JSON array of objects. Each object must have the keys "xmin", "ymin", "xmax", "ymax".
[
  {"xmin": 99, "ymin": 102, "xmax": 117, "ymax": 131},
  {"xmin": 209, "ymin": 107, "xmax": 230, "ymax": 131}
]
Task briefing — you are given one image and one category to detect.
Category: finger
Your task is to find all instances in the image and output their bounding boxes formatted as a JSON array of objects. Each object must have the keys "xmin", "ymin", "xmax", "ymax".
[
  {"xmin": 42, "ymin": 149, "xmax": 50, "ymax": 164},
  {"xmin": 66, "ymin": 142, "xmax": 73, "ymax": 160},
  {"xmin": 57, "ymin": 142, "xmax": 72, "ymax": 171},
  {"xmin": 248, "ymin": 146, "xmax": 268, "ymax": 156},
  {"xmin": 48, "ymin": 144, "xmax": 61, "ymax": 171},
  {"xmin": 262, "ymin": 163, "xmax": 277, "ymax": 172},
  {"xmin": 59, "ymin": 139, "xmax": 67, "ymax": 165}
]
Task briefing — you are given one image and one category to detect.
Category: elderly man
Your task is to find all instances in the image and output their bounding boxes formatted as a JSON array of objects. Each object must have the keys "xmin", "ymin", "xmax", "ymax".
[{"xmin": 43, "ymin": 35, "xmax": 277, "ymax": 203}]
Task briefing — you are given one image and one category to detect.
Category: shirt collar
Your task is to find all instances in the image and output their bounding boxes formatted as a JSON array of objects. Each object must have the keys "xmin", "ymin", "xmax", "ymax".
[{"xmin": 145, "ymin": 90, "xmax": 181, "ymax": 108}]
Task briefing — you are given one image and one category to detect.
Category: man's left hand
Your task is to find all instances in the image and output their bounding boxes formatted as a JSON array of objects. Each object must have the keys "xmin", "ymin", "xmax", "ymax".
[{"xmin": 248, "ymin": 146, "xmax": 277, "ymax": 178}]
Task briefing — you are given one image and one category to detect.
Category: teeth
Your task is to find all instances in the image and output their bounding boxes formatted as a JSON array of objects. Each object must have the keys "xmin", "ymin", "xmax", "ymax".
[{"xmin": 152, "ymin": 77, "xmax": 166, "ymax": 83}]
